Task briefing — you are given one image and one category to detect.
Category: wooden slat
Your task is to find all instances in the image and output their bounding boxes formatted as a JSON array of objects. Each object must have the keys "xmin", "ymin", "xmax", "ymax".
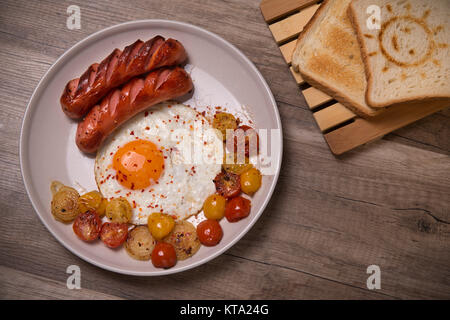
[
  {"xmin": 280, "ymin": 39, "xmax": 297, "ymax": 64},
  {"xmin": 313, "ymin": 103, "xmax": 356, "ymax": 132},
  {"xmin": 324, "ymin": 101, "xmax": 450, "ymax": 155},
  {"xmin": 260, "ymin": 0, "xmax": 320, "ymax": 23},
  {"xmin": 302, "ymin": 87, "xmax": 332, "ymax": 109},
  {"xmin": 269, "ymin": 4, "xmax": 319, "ymax": 44},
  {"xmin": 289, "ymin": 66, "xmax": 304, "ymax": 84}
]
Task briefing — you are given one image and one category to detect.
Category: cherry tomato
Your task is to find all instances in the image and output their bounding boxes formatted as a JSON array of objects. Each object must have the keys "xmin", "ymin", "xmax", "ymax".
[
  {"xmin": 147, "ymin": 212, "xmax": 175, "ymax": 240},
  {"xmin": 213, "ymin": 171, "xmax": 241, "ymax": 198},
  {"xmin": 212, "ymin": 112, "xmax": 238, "ymax": 141},
  {"xmin": 78, "ymin": 191, "xmax": 106, "ymax": 217},
  {"xmin": 233, "ymin": 125, "xmax": 259, "ymax": 158},
  {"xmin": 225, "ymin": 196, "xmax": 251, "ymax": 222},
  {"xmin": 197, "ymin": 220, "xmax": 223, "ymax": 246},
  {"xmin": 240, "ymin": 168, "xmax": 262, "ymax": 195},
  {"xmin": 203, "ymin": 194, "xmax": 226, "ymax": 220},
  {"xmin": 222, "ymin": 153, "xmax": 253, "ymax": 175},
  {"xmin": 105, "ymin": 198, "xmax": 132, "ymax": 223},
  {"xmin": 73, "ymin": 210, "xmax": 102, "ymax": 241},
  {"xmin": 100, "ymin": 222, "xmax": 128, "ymax": 248},
  {"xmin": 151, "ymin": 242, "xmax": 177, "ymax": 269}
]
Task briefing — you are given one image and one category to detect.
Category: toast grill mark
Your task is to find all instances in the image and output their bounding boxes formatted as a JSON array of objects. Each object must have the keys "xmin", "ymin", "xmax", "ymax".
[
  {"xmin": 391, "ymin": 35, "xmax": 399, "ymax": 51},
  {"xmin": 378, "ymin": 16, "xmax": 434, "ymax": 67}
]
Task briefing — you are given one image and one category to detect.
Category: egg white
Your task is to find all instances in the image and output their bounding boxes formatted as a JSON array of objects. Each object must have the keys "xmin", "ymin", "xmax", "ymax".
[{"xmin": 95, "ymin": 103, "xmax": 223, "ymax": 225}]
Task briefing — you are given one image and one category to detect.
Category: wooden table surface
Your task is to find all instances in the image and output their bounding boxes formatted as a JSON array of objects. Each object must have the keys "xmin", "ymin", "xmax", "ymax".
[{"xmin": 1, "ymin": 0, "xmax": 449, "ymax": 300}]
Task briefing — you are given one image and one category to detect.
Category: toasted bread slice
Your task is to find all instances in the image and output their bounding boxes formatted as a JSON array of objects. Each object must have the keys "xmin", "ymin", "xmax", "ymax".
[
  {"xmin": 349, "ymin": 0, "xmax": 450, "ymax": 108},
  {"xmin": 291, "ymin": 0, "xmax": 383, "ymax": 118}
]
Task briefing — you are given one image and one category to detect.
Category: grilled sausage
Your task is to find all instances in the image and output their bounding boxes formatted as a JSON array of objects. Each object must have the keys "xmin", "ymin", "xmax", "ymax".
[
  {"xmin": 76, "ymin": 66, "xmax": 193, "ymax": 153},
  {"xmin": 61, "ymin": 36, "xmax": 187, "ymax": 119}
]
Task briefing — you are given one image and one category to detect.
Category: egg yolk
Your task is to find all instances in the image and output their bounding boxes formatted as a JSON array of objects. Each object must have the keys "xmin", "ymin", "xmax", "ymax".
[{"xmin": 113, "ymin": 140, "xmax": 164, "ymax": 190}]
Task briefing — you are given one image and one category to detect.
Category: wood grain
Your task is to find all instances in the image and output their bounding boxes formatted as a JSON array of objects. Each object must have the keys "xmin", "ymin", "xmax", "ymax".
[
  {"xmin": 314, "ymin": 103, "xmax": 356, "ymax": 132},
  {"xmin": 260, "ymin": 0, "xmax": 320, "ymax": 22},
  {"xmin": 303, "ymin": 87, "xmax": 333, "ymax": 109},
  {"xmin": 325, "ymin": 100, "xmax": 450, "ymax": 155},
  {"xmin": 269, "ymin": 4, "xmax": 319, "ymax": 43},
  {"xmin": 0, "ymin": 0, "xmax": 449, "ymax": 300},
  {"xmin": 279, "ymin": 39, "xmax": 297, "ymax": 64}
]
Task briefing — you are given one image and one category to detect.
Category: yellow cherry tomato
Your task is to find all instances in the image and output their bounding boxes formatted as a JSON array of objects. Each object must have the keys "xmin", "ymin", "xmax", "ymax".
[
  {"xmin": 147, "ymin": 212, "xmax": 175, "ymax": 240},
  {"xmin": 203, "ymin": 194, "xmax": 226, "ymax": 220},
  {"xmin": 97, "ymin": 198, "xmax": 108, "ymax": 217},
  {"xmin": 240, "ymin": 168, "xmax": 262, "ymax": 195},
  {"xmin": 212, "ymin": 112, "xmax": 238, "ymax": 141},
  {"xmin": 78, "ymin": 191, "xmax": 106, "ymax": 217},
  {"xmin": 222, "ymin": 153, "xmax": 253, "ymax": 175},
  {"xmin": 105, "ymin": 198, "xmax": 132, "ymax": 223}
]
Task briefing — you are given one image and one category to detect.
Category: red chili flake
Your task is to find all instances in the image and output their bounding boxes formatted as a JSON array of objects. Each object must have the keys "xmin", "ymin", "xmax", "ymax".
[
  {"xmin": 115, "ymin": 190, "xmax": 121, "ymax": 194},
  {"xmin": 132, "ymin": 200, "xmax": 136, "ymax": 208},
  {"xmin": 145, "ymin": 126, "xmax": 150, "ymax": 130},
  {"xmin": 144, "ymin": 111, "xmax": 149, "ymax": 117},
  {"xmin": 131, "ymin": 183, "xmax": 135, "ymax": 190},
  {"xmin": 130, "ymin": 131, "xmax": 134, "ymax": 135}
]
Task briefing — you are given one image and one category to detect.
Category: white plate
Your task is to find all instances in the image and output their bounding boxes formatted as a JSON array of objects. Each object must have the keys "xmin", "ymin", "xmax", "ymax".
[{"xmin": 20, "ymin": 20, "xmax": 282, "ymax": 276}]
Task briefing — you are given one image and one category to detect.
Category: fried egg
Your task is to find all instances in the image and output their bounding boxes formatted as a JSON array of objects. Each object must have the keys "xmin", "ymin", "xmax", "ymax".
[{"xmin": 95, "ymin": 103, "xmax": 223, "ymax": 225}]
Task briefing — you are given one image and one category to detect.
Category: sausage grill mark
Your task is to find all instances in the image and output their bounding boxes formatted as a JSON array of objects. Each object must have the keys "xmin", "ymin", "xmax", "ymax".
[
  {"xmin": 61, "ymin": 36, "xmax": 187, "ymax": 119},
  {"xmin": 75, "ymin": 67, "xmax": 193, "ymax": 154}
]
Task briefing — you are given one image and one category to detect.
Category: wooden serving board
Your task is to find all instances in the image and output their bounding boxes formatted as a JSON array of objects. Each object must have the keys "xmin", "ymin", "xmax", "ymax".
[{"xmin": 260, "ymin": 0, "xmax": 449, "ymax": 155}]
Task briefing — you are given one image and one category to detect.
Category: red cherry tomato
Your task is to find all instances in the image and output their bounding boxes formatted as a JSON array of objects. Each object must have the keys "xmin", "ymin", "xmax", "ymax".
[
  {"xmin": 100, "ymin": 222, "xmax": 128, "ymax": 248},
  {"xmin": 197, "ymin": 220, "xmax": 223, "ymax": 246},
  {"xmin": 73, "ymin": 210, "xmax": 102, "ymax": 241},
  {"xmin": 225, "ymin": 196, "xmax": 251, "ymax": 222},
  {"xmin": 213, "ymin": 171, "xmax": 241, "ymax": 198},
  {"xmin": 233, "ymin": 125, "xmax": 259, "ymax": 158},
  {"xmin": 151, "ymin": 242, "xmax": 177, "ymax": 269}
]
